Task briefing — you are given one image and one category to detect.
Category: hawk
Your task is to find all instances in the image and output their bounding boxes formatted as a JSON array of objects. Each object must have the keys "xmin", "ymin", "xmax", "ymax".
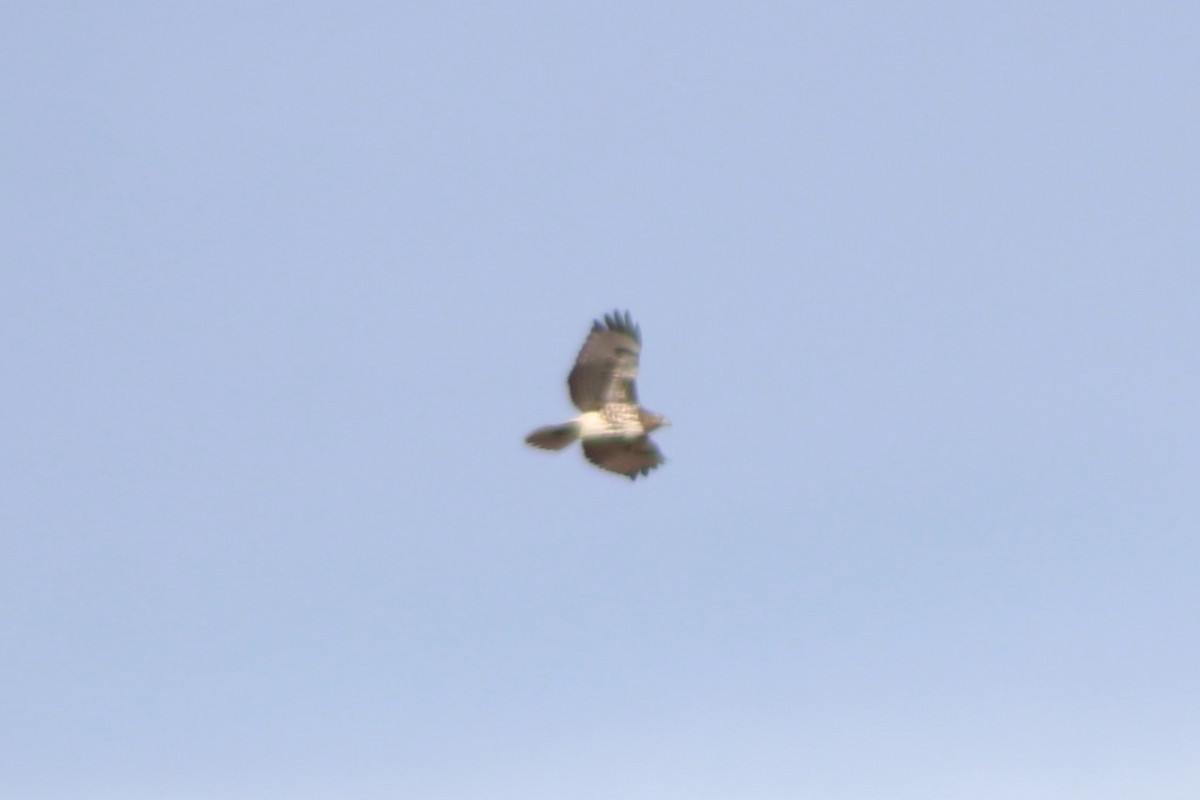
[{"xmin": 525, "ymin": 310, "xmax": 669, "ymax": 480}]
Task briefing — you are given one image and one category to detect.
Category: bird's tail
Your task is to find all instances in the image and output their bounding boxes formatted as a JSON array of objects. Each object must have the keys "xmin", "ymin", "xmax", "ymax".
[{"xmin": 525, "ymin": 422, "xmax": 579, "ymax": 451}]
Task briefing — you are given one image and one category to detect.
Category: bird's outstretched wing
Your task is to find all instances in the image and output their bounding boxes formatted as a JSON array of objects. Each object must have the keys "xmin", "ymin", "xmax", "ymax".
[
  {"xmin": 581, "ymin": 436, "xmax": 663, "ymax": 480},
  {"xmin": 568, "ymin": 310, "xmax": 641, "ymax": 412}
]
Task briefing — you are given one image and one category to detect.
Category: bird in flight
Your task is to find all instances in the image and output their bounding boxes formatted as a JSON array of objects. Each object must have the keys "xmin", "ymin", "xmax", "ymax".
[{"xmin": 526, "ymin": 310, "xmax": 669, "ymax": 480}]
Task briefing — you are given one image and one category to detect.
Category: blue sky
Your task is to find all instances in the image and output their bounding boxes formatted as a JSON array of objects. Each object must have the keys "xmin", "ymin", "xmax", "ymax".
[{"xmin": 3, "ymin": 3, "xmax": 1198, "ymax": 798}]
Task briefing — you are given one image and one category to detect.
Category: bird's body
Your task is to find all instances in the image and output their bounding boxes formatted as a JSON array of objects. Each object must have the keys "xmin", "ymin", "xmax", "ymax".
[{"xmin": 526, "ymin": 310, "xmax": 669, "ymax": 480}]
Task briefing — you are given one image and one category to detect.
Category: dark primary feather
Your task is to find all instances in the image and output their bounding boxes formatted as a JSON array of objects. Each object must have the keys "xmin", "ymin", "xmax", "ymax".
[
  {"xmin": 581, "ymin": 436, "xmax": 664, "ymax": 480},
  {"xmin": 568, "ymin": 310, "xmax": 641, "ymax": 411}
]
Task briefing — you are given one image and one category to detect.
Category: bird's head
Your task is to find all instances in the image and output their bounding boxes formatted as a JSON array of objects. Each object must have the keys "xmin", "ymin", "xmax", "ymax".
[{"xmin": 640, "ymin": 410, "xmax": 670, "ymax": 433}]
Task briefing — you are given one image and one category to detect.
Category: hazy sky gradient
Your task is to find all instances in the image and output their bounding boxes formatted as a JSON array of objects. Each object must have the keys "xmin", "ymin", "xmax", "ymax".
[{"xmin": 3, "ymin": 3, "xmax": 1198, "ymax": 798}]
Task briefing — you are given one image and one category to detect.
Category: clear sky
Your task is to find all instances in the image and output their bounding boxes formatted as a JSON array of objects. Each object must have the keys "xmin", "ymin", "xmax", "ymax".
[{"xmin": 3, "ymin": 3, "xmax": 1198, "ymax": 798}]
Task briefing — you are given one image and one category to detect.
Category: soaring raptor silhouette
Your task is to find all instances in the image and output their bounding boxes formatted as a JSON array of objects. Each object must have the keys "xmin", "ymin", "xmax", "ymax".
[{"xmin": 525, "ymin": 310, "xmax": 669, "ymax": 480}]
